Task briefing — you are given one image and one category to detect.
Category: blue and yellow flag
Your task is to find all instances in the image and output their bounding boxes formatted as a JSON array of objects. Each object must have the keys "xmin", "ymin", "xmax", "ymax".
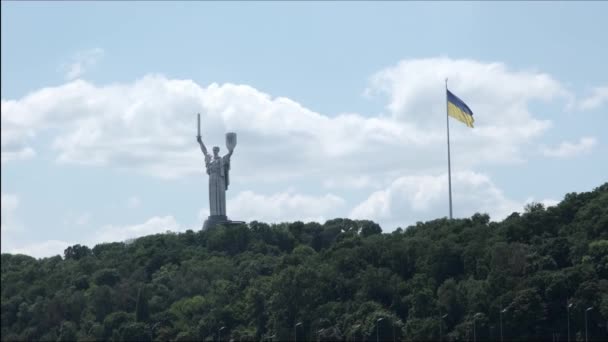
[{"xmin": 447, "ymin": 90, "xmax": 474, "ymax": 128}]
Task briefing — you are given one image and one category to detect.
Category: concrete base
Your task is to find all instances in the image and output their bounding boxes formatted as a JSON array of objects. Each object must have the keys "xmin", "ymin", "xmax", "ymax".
[{"xmin": 202, "ymin": 215, "xmax": 246, "ymax": 230}]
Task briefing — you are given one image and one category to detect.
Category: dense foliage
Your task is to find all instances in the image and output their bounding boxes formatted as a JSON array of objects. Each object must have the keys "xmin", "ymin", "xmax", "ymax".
[{"xmin": 2, "ymin": 183, "xmax": 607, "ymax": 341}]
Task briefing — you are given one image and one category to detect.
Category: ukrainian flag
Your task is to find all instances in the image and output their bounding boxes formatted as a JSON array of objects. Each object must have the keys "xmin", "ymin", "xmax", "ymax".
[{"xmin": 447, "ymin": 90, "xmax": 474, "ymax": 128}]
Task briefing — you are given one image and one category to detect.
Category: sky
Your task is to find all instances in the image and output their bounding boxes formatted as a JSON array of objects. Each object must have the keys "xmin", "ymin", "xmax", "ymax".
[{"xmin": 2, "ymin": 1, "xmax": 607, "ymax": 258}]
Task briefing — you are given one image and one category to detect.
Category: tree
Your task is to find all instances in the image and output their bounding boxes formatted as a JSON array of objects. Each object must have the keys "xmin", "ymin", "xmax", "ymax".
[
  {"xmin": 136, "ymin": 286, "xmax": 150, "ymax": 322},
  {"xmin": 93, "ymin": 268, "xmax": 120, "ymax": 287},
  {"xmin": 359, "ymin": 220, "xmax": 382, "ymax": 237},
  {"xmin": 1, "ymin": 182, "xmax": 606, "ymax": 341},
  {"xmin": 57, "ymin": 321, "xmax": 77, "ymax": 342},
  {"xmin": 64, "ymin": 244, "xmax": 91, "ymax": 261},
  {"xmin": 119, "ymin": 322, "xmax": 151, "ymax": 341}
]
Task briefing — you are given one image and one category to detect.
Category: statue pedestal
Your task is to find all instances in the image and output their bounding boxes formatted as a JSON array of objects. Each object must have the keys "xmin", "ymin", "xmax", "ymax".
[{"xmin": 203, "ymin": 215, "xmax": 245, "ymax": 230}]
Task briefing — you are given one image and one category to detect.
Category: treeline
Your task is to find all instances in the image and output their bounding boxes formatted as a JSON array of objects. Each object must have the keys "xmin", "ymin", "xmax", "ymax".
[{"xmin": 1, "ymin": 183, "xmax": 607, "ymax": 341}]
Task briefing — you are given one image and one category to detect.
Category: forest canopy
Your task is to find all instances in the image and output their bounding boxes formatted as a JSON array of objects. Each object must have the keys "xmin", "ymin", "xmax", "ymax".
[{"xmin": 2, "ymin": 183, "xmax": 607, "ymax": 341}]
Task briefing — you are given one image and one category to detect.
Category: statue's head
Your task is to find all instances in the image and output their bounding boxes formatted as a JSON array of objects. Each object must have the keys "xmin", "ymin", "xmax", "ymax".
[{"xmin": 213, "ymin": 146, "xmax": 220, "ymax": 157}]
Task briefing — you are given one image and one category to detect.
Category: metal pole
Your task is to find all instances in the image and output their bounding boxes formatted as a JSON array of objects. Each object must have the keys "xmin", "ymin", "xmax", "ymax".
[
  {"xmin": 474, "ymin": 318, "xmax": 476, "ymax": 342},
  {"xmin": 445, "ymin": 78, "xmax": 453, "ymax": 219},
  {"xmin": 218, "ymin": 326, "xmax": 225, "ymax": 342},
  {"xmin": 586, "ymin": 309, "xmax": 588, "ymax": 342},
  {"xmin": 585, "ymin": 307, "xmax": 593, "ymax": 342},
  {"xmin": 500, "ymin": 310, "xmax": 503, "ymax": 342},
  {"xmin": 500, "ymin": 308, "xmax": 508, "ymax": 342},
  {"xmin": 295, "ymin": 322, "xmax": 302, "ymax": 342},
  {"xmin": 440, "ymin": 314, "xmax": 448, "ymax": 342},
  {"xmin": 568, "ymin": 302, "xmax": 572, "ymax": 342},
  {"xmin": 377, "ymin": 318, "xmax": 384, "ymax": 342},
  {"xmin": 353, "ymin": 324, "xmax": 361, "ymax": 342}
]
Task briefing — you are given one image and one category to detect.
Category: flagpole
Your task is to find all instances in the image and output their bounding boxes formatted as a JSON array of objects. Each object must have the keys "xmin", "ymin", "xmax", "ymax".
[{"xmin": 445, "ymin": 79, "xmax": 453, "ymax": 220}]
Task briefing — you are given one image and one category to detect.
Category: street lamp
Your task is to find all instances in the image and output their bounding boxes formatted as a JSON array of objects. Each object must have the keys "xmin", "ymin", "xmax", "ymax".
[
  {"xmin": 393, "ymin": 319, "xmax": 396, "ymax": 342},
  {"xmin": 473, "ymin": 313, "xmax": 482, "ymax": 342},
  {"xmin": 585, "ymin": 307, "xmax": 593, "ymax": 342},
  {"xmin": 294, "ymin": 322, "xmax": 302, "ymax": 342},
  {"xmin": 500, "ymin": 308, "xmax": 508, "ymax": 342},
  {"xmin": 317, "ymin": 329, "xmax": 324, "ymax": 342},
  {"xmin": 440, "ymin": 314, "xmax": 448, "ymax": 342},
  {"xmin": 352, "ymin": 324, "xmax": 361, "ymax": 342},
  {"xmin": 568, "ymin": 302, "xmax": 573, "ymax": 342},
  {"xmin": 376, "ymin": 318, "xmax": 384, "ymax": 342},
  {"xmin": 218, "ymin": 326, "xmax": 226, "ymax": 342}
]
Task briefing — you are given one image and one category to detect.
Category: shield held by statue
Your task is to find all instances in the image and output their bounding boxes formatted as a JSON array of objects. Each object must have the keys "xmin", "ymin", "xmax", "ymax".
[
  {"xmin": 224, "ymin": 132, "xmax": 236, "ymax": 190},
  {"xmin": 226, "ymin": 132, "xmax": 237, "ymax": 151}
]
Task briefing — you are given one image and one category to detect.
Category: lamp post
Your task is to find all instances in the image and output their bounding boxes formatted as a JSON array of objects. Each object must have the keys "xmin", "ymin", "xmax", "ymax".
[
  {"xmin": 473, "ymin": 313, "xmax": 482, "ymax": 342},
  {"xmin": 317, "ymin": 329, "xmax": 324, "ymax": 342},
  {"xmin": 440, "ymin": 314, "xmax": 448, "ymax": 342},
  {"xmin": 500, "ymin": 308, "xmax": 508, "ymax": 342},
  {"xmin": 352, "ymin": 324, "xmax": 361, "ymax": 342},
  {"xmin": 585, "ymin": 307, "xmax": 593, "ymax": 342},
  {"xmin": 377, "ymin": 318, "xmax": 384, "ymax": 342},
  {"xmin": 218, "ymin": 326, "xmax": 225, "ymax": 342},
  {"xmin": 568, "ymin": 302, "xmax": 573, "ymax": 342},
  {"xmin": 294, "ymin": 322, "xmax": 302, "ymax": 342}
]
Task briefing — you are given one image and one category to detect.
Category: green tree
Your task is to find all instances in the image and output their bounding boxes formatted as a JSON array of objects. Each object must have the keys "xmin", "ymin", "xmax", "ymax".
[
  {"xmin": 57, "ymin": 321, "xmax": 77, "ymax": 342},
  {"xmin": 1, "ymin": 182, "xmax": 607, "ymax": 342},
  {"xmin": 136, "ymin": 286, "xmax": 150, "ymax": 322}
]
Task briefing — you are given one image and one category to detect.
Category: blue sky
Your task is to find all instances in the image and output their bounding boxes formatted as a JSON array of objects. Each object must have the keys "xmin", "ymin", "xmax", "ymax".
[{"xmin": 2, "ymin": 2, "xmax": 607, "ymax": 258}]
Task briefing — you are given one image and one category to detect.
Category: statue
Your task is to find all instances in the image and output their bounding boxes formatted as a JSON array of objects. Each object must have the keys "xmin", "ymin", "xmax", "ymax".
[{"xmin": 196, "ymin": 113, "xmax": 240, "ymax": 229}]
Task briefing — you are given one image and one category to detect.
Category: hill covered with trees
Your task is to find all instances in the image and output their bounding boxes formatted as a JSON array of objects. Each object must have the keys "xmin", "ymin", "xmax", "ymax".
[{"xmin": 2, "ymin": 183, "xmax": 607, "ymax": 341}]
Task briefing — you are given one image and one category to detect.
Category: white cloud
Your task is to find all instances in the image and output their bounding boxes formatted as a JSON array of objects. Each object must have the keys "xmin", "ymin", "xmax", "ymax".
[
  {"xmin": 368, "ymin": 57, "xmax": 568, "ymax": 119},
  {"xmin": 0, "ymin": 116, "xmax": 37, "ymax": 164},
  {"xmin": 9, "ymin": 240, "xmax": 73, "ymax": 259},
  {"xmin": 524, "ymin": 197, "xmax": 559, "ymax": 208},
  {"xmin": 350, "ymin": 171, "xmax": 524, "ymax": 230},
  {"xmin": 91, "ymin": 215, "xmax": 181, "ymax": 245},
  {"xmin": 5, "ymin": 215, "xmax": 183, "ymax": 258},
  {"xmin": 366, "ymin": 58, "xmax": 572, "ymax": 163},
  {"xmin": 578, "ymin": 86, "xmax": 608, "ymax": 111},
  {"xmin": 1, "ymin": 193, "xmax": 25, "ymax": 255},
  {"xmin": 127, "ymin": 196, "xmax": 141, "ymax": 209},
  {"xmin": 323, "ymin": 175, "xmax": 382, "ymax": 190},
  {"xmin": 1, "ymin": 147, "xmax": 36, "ymax": 163},
  {"xmin": 1, "ymin": 193, "xmax": 20, "ymax": 234},
  {"xmin": 540, "ymin": 136, "xmax": 597, "ymax": 158},
  {"xmin": 1, "ymin": 58, "xmax": 569, "ymax": 183},
  {"xmin": 63, "ymin": 48, "xmax": 104, "ymax": 81},
  {"xmin": 1, "ymin": 58, "xmax": 577, "ymax": 240},
  {"xmin": 227, "ymin": 190, "xmax": 346, "ymax": 223}
]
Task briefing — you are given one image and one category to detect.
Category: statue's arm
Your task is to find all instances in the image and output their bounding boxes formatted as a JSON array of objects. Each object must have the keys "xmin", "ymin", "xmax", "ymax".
[{"xmin": 197, "ymin": 136, "xmax": 209, "ymax": 157}]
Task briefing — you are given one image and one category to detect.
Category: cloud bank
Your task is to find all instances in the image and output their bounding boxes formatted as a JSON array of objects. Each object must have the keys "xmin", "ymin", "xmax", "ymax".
[{"xmin": 3, "ymin": 57, "xmax": 594, "ymax": 257}]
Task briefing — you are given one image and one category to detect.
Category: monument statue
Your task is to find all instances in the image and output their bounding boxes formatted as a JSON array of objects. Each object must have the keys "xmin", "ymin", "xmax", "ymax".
[{"xmin": 196, "ymin": 113, "xmax": 240, "ymax": 229}]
